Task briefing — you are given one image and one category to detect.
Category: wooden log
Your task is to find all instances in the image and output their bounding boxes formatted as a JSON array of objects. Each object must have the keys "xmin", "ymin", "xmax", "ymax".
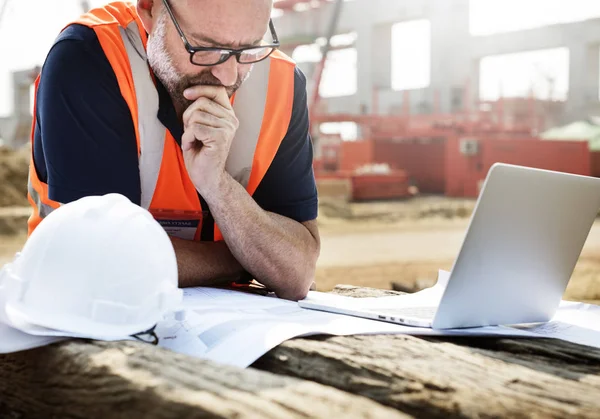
[
  {"xmin": 0, "ymin": 339, "xmax": 408, "ymax": 419},
  {"xmin": 253, "ymin": 285, "xmax": 600, "ymax": 418}
]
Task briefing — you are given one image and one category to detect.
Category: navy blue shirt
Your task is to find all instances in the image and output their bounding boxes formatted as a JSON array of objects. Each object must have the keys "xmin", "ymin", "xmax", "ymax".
[{"xmin": 33, "ymin": 24, "xmax": 318, "ymax": 226}]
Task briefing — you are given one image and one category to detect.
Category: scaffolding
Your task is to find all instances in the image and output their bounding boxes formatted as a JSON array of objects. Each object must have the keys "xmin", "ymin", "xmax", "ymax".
[{"xmin": 274, "ymin": 0, "xmax": 543, "ymax": 142}]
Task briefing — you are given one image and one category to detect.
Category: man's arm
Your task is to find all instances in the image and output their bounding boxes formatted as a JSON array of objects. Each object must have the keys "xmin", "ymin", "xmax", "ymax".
[
  {"xmin": 204, "ymin": 175, "xmax": 320, "ymax": 301},
  {"xmin": 171, "ymin": 238, "xmax": 245, "ymax": 288},
  {"xmin": 179, "ymin": 68, "xmax": 320, "ymax": 300},
  {"xmin": 171, "ymin": 186, "xmax": 320, "ymax": 299}
]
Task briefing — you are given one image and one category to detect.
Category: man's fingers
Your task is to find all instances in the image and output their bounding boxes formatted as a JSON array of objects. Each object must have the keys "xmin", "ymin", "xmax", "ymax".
[
  {"xmin": 181, "ymin": 124, "xmax": 213, "ymax": 152},
  {"xmin": 181, "ymin": 129, "xmax": 200, "ymax": 152},
  {"xmin": 182, "ymin": 97, "xmax": 231, "ymax": 128},
  {"xmin": 183, "ymin": 85, "xmax": 232, "ymax": 110},
  {"xmin": 185, "ymin": 110, "xmax": 224, "ymax": 130},
  {"xmin": 182, "ymin": 123, "xmax": 231, "ymax": 149}
]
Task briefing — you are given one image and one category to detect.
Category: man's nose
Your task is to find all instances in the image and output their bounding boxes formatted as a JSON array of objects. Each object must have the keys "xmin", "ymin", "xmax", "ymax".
[{"xmin": 211, "ymin": 56, "xmax": 239, "ymax": 87}]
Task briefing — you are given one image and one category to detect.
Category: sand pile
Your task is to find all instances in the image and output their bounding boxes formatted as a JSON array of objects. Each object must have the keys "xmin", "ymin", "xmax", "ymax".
[{"xmin": 0, "ymin": 146, "xmax": 30, "ymax": 207}]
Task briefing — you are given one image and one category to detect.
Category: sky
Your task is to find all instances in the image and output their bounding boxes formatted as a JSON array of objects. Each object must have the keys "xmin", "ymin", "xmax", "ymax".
[
  {"xmin": 1, "ymin": 0, "xmax": 600, "ymax": 116},
  {"xmin": 0, "ymin": 0, "xmax": 110, "ymax": 116},
  {"xmin": 469, "ymin": 0, "xmax": 600, "ymax": 36}
]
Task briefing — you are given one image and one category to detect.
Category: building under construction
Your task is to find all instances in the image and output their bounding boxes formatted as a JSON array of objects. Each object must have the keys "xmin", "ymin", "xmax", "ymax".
[
  {"xmin": 274, "ymin": 0, "xmax": 600, "ymax": 126},
  {"xmin": 271, "ymin": 0, "xmax": 600, "ymax": 199}
]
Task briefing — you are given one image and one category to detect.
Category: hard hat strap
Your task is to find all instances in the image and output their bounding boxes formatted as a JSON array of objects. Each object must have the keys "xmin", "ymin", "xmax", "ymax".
[{"xmin": 131, "ymin": 325, "xmax": 159, "ymax": 345}]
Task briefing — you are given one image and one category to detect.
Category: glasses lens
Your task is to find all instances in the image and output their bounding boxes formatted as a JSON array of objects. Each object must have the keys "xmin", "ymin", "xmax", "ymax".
[
  {"xmin": 191, "ymin": 50, "xmax": 228, "ymax": 66},
  {"xmin": 239, "ymin": 47, "xmax": 275, "ymax": 64}
]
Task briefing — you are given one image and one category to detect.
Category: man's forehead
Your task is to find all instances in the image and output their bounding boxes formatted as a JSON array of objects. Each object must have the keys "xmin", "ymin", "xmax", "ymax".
[
  {"xmin": 174, "ymin": 0, "xmax": 272, "ymax": 47},
  {"xmin": 177, "ymin": 0, "xmax": 272, "ymax": 16}
]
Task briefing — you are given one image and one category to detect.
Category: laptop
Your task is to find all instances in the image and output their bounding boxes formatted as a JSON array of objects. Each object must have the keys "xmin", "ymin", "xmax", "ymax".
[{"xmin": 299, "ymin": 163, "xmax": 600, "ymax": 329}]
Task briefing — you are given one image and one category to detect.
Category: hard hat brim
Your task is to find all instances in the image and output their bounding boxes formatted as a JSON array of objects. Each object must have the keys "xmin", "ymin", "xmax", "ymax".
[
  {"xmin": 0, "ymin": 322, "xmax": 64, "ymax": 354},
  {"xmin": 5, "ymin": 301, "xmax": 159, "ymax": 341}
]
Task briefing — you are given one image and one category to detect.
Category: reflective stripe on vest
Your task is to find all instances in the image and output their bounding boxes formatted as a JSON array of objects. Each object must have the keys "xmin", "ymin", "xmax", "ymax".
[
  {"xmin": 227, "ymin": 57, "xmax": 271, "ymax": 188},
  {"xmin": 120, "ymin": 23, "xmax": 271, "ymax": 208},
  {"xmin": 119, "ymin": 23, "xmax": 166, "ymax": 210},
  {"xmin": 27, "ymin": 76, "xmax": 60, "ymax": 229},
  {"xmin": 27, "ymin": 172, "xmax": 55, "ymax": 219}
]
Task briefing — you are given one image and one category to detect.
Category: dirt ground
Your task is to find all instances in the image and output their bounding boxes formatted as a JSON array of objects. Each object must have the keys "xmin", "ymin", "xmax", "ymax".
[
  {"xmin": 0, "ymin": 196, "xmax": 599, "ymax": 304},
  {"xmin": 313, "ymin": 198, "xmax": 600, "ymax": 304},
  {"xmin": 0, "ymin": 146, "xmax": 29, "ymax": 210},
  {"xmin": 315, "ymin": 219, "xmax": 600, "ymax": 304}
]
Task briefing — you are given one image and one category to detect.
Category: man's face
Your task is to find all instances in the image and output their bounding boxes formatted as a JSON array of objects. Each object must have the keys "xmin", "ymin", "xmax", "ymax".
[{"xmin": 143, "ymin": 0, "xmax": 272, "ymax": 111}]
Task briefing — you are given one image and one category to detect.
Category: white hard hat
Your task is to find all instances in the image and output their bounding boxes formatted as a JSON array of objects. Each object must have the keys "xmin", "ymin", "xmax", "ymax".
[{"xmin": 0, "ymin": 193, "xmax": 182, "ymax": 342}]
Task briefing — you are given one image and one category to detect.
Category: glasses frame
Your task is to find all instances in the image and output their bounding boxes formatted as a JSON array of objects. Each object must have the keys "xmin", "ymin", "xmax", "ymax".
[{"xmin": 162, "ymin": 0, "xmax": 280, "ymax": 67}]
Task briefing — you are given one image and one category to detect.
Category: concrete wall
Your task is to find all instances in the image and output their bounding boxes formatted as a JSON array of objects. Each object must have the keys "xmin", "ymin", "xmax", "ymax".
[
  {"xmin": 2, "ymin": 69, "xmax": 37, "ymax": 148},
  {"xmin": 0, "ymin": 117, "xmax": 16, "ymax": 147},
  {"xmin": 274, "ymin": 0, "xmax": 600, "ymax": 124}
]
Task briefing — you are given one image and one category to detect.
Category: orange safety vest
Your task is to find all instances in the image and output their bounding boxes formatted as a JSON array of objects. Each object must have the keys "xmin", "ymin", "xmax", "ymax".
[{"xmin": 27, "ymin": 1, "xmax": 295, "ymax": 242}]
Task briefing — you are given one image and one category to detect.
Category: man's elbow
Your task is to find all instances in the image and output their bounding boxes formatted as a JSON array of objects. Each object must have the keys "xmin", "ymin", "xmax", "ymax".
[
  {"xmin": 278, "ymin": 249, "xmax": 319, "ymax": 301},
  {"xmin": 278, "ymin": 277, "xmax": 313, "ymax": 301},
  {"xmin": 274, "ymin": 221, "xmax": 320, "ymax": 301}
]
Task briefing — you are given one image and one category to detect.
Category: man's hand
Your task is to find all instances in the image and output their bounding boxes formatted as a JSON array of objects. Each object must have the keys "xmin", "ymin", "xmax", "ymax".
[{"xmin": 181, "ymin": 86, "xmax": 239, "ymax": 198}]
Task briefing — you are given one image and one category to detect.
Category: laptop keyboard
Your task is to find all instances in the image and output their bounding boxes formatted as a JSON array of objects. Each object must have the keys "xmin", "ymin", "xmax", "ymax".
[{"xmin": 372, "ymin": 306, "xmax": 437, "ymax": 320}]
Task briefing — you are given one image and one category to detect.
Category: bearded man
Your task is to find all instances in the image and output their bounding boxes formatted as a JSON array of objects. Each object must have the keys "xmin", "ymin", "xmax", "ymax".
[{"xmin": 26, "ymin": 0, "xmax": 320, "ymax": 301}]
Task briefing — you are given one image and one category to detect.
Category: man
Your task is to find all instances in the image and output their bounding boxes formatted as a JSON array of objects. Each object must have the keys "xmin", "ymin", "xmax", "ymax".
[{"xmin": 27, "ymin": 0, "xmax": 320, "ymax": 301}]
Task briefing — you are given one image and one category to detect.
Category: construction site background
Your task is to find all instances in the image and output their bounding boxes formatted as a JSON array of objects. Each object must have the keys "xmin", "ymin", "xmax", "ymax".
[
  {"xmin": 1, "ymin": 145, "xmax": 599, "ymax": 305},
  {"xmin": 1, "ymin": 0, "xmax": 600, "ymax": 303}
]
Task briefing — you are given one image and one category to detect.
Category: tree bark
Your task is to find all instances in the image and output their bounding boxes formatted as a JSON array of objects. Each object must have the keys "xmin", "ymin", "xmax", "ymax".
[{"xmin": 0, "ymin": 339, "xmax": 407, "ymax": 419}]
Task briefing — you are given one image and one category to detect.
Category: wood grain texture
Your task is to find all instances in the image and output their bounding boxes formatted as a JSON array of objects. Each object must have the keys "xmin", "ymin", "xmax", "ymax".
[
  {"xmin": 253, "ymin": 285, "xmax": 600, "ymax": 418},
  {"xmin": 0, "ymin": 339, "xmax": 408, "ymax": 419}
]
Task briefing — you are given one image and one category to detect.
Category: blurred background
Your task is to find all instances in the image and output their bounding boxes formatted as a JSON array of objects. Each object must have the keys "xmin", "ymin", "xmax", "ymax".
[{"xmin": 1, "ymin": 0, "xmax": 600, "ymax": 303}]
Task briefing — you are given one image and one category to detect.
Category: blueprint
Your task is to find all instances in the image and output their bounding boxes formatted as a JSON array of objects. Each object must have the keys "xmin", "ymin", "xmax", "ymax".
[
  {"xmin": 509, "ymin": 300, "xmax": 600, "ymax": 348},
  {"xmin": 154, "ymin": 284, "xmax": 542, "ymax": 368},
  {"xmin": 2, "ymin": 270, "xmax": 599, "ymax": 368},
  {"xmin": 155, "ymin": 271, "xmax": 600, "ymax": 368}
]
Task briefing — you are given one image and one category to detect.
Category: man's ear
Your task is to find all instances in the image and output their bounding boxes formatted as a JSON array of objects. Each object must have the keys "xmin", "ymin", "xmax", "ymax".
[{"xmin": 137, "ymin": 0, "xmax": 156, "ymax": 33}]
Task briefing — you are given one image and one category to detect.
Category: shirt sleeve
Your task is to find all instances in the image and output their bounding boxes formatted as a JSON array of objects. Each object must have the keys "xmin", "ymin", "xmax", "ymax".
[
  {"xmin": 252, "ymin": 66, "xmax": 319, "ymax": 223},
  {"xmin": 33, "ymin": 24, "xmax": 141, "ymax": 205}
]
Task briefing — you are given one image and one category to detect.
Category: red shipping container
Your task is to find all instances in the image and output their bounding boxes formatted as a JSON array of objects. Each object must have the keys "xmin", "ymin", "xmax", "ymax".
[
  {"xmin": 350, "ymin": 171, "xmax": 411, "ymax": 201},
  {"xmin": 339, "ymin": 140, "xmax": 375, "ymax": 172},
  {"xmin": 591, "ymin": 151, "xmax": 600, "ymax": 178},
  {"xmin": 445, "ymin": 136, "xmax": 590, "ymax": 198},
  {"xmin": 372, "ymin": 138, "xmax": 446, "ymax": 193}
]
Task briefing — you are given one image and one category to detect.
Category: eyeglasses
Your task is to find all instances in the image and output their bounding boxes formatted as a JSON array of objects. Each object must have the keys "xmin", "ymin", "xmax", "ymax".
[{"xmin": 162, "ymin": 0, "xmax": 280, "ymax": 67}]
